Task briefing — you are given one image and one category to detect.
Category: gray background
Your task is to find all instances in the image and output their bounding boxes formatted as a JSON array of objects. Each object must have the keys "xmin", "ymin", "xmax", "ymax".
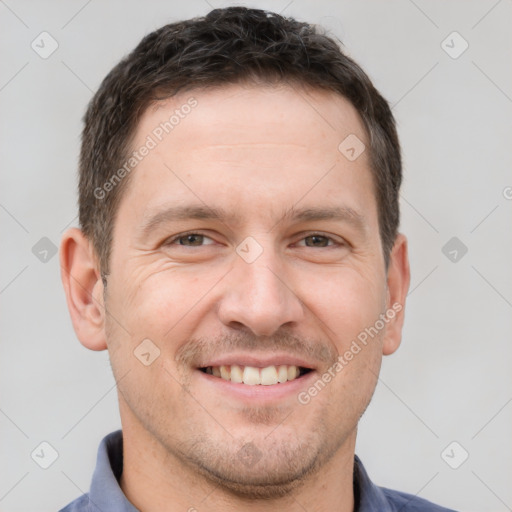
[{"xmin": 1, "ymin": 1, "xmax": 511, "ymax": 511}]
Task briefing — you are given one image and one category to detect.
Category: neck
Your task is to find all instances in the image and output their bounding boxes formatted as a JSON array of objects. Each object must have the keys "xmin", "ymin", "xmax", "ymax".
[{"xmin": 119, "ymin": 415, "xmax": 357, "ymax": 512}]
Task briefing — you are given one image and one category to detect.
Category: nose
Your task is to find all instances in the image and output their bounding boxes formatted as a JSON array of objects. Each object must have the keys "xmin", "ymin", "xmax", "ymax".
[{"xmin": 217, "ymin": 242, "xmax": 305, "ymax": 337}]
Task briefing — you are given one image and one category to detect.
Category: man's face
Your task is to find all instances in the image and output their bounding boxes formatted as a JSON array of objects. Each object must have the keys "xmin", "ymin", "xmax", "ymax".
[{"xmin": 102, "ymin": 84, "xmax": 403, "ymax": 495}]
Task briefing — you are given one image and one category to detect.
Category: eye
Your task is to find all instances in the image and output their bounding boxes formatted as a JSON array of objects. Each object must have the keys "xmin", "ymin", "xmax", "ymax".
[
  {"xmin": 296, "ymin": 234, "xmax": 341, "ymax": 248},
  {"xmin": 165, "ymin": 232, "xmax": 216, "ymax": 247}
]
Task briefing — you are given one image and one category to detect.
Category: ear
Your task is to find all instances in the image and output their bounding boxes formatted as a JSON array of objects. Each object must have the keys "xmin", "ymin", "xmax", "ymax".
[
  {"xmin": 60, "ymin": 228, "xmax": 107, "ymax": 351},
  {"xmin": 382, "ymin": 233, "xmax": 410, "ymax": 356}
]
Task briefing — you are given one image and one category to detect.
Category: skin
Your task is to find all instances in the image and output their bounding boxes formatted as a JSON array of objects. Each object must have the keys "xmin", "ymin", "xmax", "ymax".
[{"xmin": 60, "ymin": 83, "xmax": 410, "ymax": 512}]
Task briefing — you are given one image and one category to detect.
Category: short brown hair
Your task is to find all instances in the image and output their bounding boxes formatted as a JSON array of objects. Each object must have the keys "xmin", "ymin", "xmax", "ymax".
[{"xmin": 79, "ymin": 6, "xmax": 402, "ymax": 281}]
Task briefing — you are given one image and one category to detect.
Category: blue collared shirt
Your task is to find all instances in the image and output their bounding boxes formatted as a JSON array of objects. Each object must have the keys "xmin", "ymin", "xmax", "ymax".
[{"xmin": 59, "ymin": 430, "xmax": 456, "ymax": 511}]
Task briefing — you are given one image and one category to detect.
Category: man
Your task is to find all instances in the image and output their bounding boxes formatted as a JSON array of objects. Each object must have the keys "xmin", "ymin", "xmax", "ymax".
[{"xmin": 59, "ymin": 6, "xmax": 455, "ymax": 511}]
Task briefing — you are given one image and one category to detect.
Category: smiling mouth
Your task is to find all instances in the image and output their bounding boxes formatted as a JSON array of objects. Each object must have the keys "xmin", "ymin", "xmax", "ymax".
[{"xmin": 199, "ymin": 364, "xmax": 312, "ymax": 385}]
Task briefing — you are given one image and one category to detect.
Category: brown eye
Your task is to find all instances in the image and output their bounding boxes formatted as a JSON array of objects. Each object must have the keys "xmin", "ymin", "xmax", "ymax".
[
  {"xmin": 178, "ymin": 234, "xmax": 204, "ymax": 246},
  {"xmin": 303, "ymin": 235, "xmax": 332, "ymax": 247},
  {"xmin": 166, "ymin": 232, "xmax": 215, "ymax": 247}
]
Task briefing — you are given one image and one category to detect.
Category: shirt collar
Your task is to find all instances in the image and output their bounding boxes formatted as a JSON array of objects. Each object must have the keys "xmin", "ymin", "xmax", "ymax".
[
  {"xmin": 353, "ymin": 454, "xmax": 395, "ymax": 511},
  {"xmin": 90, "ymin": 430, "xmax": 393, "ymax": 512},
  {"xmin": 89, "ymin": 430, "xmax": 138, "ymax": 511}
]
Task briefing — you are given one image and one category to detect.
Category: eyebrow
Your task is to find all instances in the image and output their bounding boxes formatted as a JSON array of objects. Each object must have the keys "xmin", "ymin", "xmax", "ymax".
[{"xmin": 138, "ymin": 204, "xmax": 367, "ymax": 238}]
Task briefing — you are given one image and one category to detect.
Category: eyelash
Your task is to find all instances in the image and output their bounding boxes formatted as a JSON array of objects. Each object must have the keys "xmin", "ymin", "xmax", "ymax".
[{"xmin": 164, "ymin": 231, "xmax": 344, "ymax": 248}]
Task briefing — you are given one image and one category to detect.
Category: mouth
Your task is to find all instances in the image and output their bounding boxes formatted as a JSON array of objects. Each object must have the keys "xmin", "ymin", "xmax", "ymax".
[{"xmin": 198, "ymin": 364, "xmax": 313, "ymax": 385}]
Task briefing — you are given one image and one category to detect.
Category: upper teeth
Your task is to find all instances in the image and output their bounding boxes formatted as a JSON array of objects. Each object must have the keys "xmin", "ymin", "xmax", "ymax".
[{"xmin": 204, "ymin": 365, "xmax": 301, "ymax": 385}]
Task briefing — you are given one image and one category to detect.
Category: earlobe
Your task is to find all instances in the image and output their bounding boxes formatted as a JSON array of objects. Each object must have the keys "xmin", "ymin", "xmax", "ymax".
[
  {"xmin": 382, "ymin": 233, "xmax": 411, "ymax": 356},
  {"xmin": 60, "ymin": 228, "xmax": 108, "ymax": 351}
]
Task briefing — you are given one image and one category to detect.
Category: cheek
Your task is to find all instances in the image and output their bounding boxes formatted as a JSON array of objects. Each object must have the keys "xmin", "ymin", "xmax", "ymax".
[
  {"xmin": 308, "ymin": 268, "xmax": 386, "ymax": 408},
  {"xmin": 114, "ymin": 264, "xmax": 226, "ymax": 342},
  {"xmin": 303, "ymin": 270, "xmax": 385, "ymax": 420},
  {"xmin": 301, "ymin": 265, "xmax": 386, "ymax": 344}
]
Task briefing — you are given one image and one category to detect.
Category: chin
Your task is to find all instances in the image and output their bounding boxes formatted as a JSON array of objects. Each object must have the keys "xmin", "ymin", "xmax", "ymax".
[
  {"xmin": 191, "ymin": 453, "xmax": 320, "ymax": 499},
  {"xmin": 173, "ymin": 426, "xmax": 337, "ymax": 500}
]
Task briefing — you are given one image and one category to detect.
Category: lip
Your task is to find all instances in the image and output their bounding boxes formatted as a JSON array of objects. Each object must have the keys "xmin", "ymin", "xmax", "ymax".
[
  {"xmin": 195, "ymin": 366, "xmax": 318, "ymax": 402},
  {"xmin": 197, "ymin": 351, "xmax": 317, "ymax": 370}
]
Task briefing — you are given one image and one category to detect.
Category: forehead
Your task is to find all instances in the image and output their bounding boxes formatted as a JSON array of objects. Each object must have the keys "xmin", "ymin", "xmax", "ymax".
[
  {"xmin": 118, "ymin": 83, "xmax": 377, "ymax": 231},
  {"xmin": 144, "ymin": 83, "xmax": 366, "ymax": 152}
]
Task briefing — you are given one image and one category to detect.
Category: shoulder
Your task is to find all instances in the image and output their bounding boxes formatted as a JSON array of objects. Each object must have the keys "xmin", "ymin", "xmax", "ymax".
[
  {"xmin": 58, "ymin": 493, "xmax": 91, "ymax": 512},
  {"xmin": 353, "ymin": 456, "xmax": 457, "ymax": 512},
  {"xmin": 381, "ymin": 487, "xmax": 458, "ymax": 512}
]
